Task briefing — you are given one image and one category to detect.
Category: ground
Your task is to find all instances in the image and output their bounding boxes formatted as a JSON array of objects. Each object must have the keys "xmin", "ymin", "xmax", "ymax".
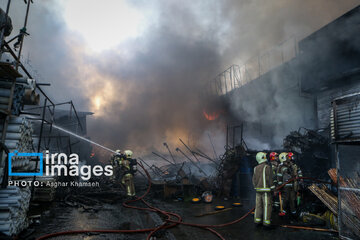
[{"xmin": 20, "ymin": 186, "xmax": 337, "ymax": 240}]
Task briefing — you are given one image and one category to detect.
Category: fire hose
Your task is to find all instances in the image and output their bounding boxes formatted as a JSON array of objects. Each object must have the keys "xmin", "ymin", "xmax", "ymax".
[{"xmin": 35, "ymin": 165, "xmax": 333, "ymax": 240}]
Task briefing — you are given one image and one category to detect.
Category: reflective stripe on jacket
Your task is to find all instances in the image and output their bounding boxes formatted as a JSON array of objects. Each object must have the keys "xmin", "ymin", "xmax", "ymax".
[{"xmin": 252, "ymin": 162, "xmax": 274, "ymax": 192}]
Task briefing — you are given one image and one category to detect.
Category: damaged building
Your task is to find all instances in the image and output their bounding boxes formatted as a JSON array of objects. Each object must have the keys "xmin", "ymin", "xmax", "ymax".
[{"xmin": 207, "ymin": 5, "xmax": 360, "ymax": 239}]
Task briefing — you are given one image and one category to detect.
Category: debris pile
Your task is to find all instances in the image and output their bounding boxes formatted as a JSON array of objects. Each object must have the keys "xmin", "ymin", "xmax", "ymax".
[
  {"xmin": 309, "ymin": 168, "xmax": 360, "ymax": 237},
  {"xmin": 283, "ymin": 128, "xmax": 330, "ymax": 178},
  {"xmin": 283, "ymin": 128, "xmax": 328, "ymax": 154},
  {"xmin": 216, "ymin": 145, "xmax": 248, "ymax": 199}
]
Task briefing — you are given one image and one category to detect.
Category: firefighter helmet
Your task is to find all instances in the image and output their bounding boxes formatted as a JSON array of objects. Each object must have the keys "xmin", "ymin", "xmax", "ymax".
[
  {"xmin": 124, "ymin": 150, "xmax": 133, "ymax": 158},
  {"xmin": 279, "ymin": 152, "xmax": 288, "ymax": 163},
  {"xmin": 115, "ymin": 149, "xmax": 121, "ymax": 154},
  {"xmin": 256, "ymin": 152, "xmax": 267, "ymax": 164},
  {"xmin": 269, "ymin": 152, "xmax": 278, "ymax": 161},
  {"xmin": 287, "ymin": 152, "xmax": 294, "ymax": 160}
]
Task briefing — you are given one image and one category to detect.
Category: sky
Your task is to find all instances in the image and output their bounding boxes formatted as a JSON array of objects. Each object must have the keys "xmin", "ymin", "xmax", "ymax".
[{"xmin": 1, "ymin": 0, "xmax": 359, "ymax": 157}]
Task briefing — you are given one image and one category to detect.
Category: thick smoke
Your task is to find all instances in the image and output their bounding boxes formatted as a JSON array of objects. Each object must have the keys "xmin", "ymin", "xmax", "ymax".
[{"xmin": 1, "ymin": 0, "xmax": 358, "ymax": 157}]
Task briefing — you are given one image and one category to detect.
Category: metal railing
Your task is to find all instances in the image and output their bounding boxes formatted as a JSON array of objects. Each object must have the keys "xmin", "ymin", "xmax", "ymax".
[{"xmin": 207, "ymin": 36, "xmax": 298, "ymax": 96}]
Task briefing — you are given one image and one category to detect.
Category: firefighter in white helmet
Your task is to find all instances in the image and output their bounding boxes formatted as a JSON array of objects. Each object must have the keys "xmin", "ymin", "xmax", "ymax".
[
  {"xmin": 252, "ymin": 152, "xmax": 274, "ymax": 226},
  {"xmin": 277, "ymin": 152, "xmax": 296, "ymax": 215}
]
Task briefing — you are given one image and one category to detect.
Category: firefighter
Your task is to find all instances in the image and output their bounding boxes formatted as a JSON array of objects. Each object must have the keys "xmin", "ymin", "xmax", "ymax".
[
  {"xmin": 287, "ymin": 152, "xmax": 303, "ymax": 206},
  {"xmin": 110, "ymin": 150, "xmax": 122, "ymax": 181},
  {"xmin": 277, "ymin": 152, "xmax": 296, "ymax": 215},
  {"xmin": 269, "ymin": 152, "xmax": 279, "ymax": 186},
  {"xmin": 287, "ymin": 152, "xmax": 303, "ymax": 187},
  {"xmin": 269, "ymin": 152, "xmax": 280, "ymax": 209},
  {"xmin": 252, "ymin": 152, "xmax": 275, "ymax": 226},
  {"xmin": 120, "ymin": 150, "xmax": 136, "ymax": 197}
]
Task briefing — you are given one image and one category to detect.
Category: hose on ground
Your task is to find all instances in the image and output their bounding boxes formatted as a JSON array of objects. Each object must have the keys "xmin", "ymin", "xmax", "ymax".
[{"xmin": 35, "ymin": 164, "xmax": 331, "ymax": 240}]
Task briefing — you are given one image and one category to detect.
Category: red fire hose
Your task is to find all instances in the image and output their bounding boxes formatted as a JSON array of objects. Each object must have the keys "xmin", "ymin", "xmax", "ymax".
[{"xmin": 35, "ymin": 165, "xmax": 330, "ymax": 240}]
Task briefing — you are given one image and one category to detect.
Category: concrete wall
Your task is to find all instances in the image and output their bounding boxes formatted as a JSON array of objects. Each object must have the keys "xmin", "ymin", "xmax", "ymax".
[{"xmin": 226, "ymin": 60, "xmax": 317, "ymax": 149}]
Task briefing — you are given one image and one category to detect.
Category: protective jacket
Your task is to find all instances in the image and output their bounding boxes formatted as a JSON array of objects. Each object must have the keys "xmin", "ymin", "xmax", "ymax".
[
  {"xmin": 277, "ymin": 162, "xmax": 299, "ymax": 214},
  {"xmin": 271, "ymin": 161, "xmax": 279, "ymax": 186},
  {"xmin": 289, "ymin": 161, "xmax": 303, "ymax": 191},
  {"xmin": 252, "ymin": 162, "xmax": 275, "ymax": 192},
  {"xmin": 252, "ymin": 162, "xmax": 274, "ymax": 226}
]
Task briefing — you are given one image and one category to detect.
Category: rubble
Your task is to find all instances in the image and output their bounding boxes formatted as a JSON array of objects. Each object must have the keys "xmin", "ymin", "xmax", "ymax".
[
  {"xmin": 283, "ymin": 128, "xmax": 331, "ymax": 178},
  {"xmin": 308, "ymin": 169, "xmax": 360, "ymax": 237}
]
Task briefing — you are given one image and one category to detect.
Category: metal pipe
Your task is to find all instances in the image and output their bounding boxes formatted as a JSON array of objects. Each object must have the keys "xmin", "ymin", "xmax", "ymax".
[
  {"xmin": 0, "ymin": 97, "xmax": 9, "ymax": 104},
  {"xmin": 0, "ymin": 74, "xmax": 17, "ymax": 186},
  {"xmin": 23, "ymin": 101, "xmax": 71, "ymax": 111},
  {"xmin": 31, "ymin": 98, "xmax": 47, "ymax": 199},
  {"xmin": 3, "ymin": 43, "xmax": 55, "ymax": 106},
  {"xmin": 163, "ymin": 142, "xmax": 176, "ymax": 164},
  {"xmin": 179, "ymin": 138, "xmax": 200, "ymax": 164},
  {"xmin": 152, "ymin": 151, "xmax": 174, "ymax": 166},
  {"xmin": 0, "ymin": 0, "xmax": 11, "ymax": 56},
  {"xmin": 192, "ymin": 151, "xmax": 218, "ymax": 166},
  {"xmin": 176, "ymin": 147, "xmax": 207, "ymax": 177},
  {"xmin": 15, "ymin": 0, "xmax": 31, "ymax": 71},
  {"xmin": 335, "ymin": 143, "xmax": 343, "ymax": 237},
  {"xmin": 194, "ymin": 147, "xmax": 212, "ymax": 160},
  {"xmin": 0, "ymin": 89, "xmax": 11, "ymax": 97},
  {"xmin": 70, "ymin": 101, "xmax": 83, "ymax": 132},
  {"xmin": 138, "ymin": 157, "xmax": 166, "ymax": 179},
  {"xmin": 208, "ymin": 133, "xmax": 218, "ymax": 161}
]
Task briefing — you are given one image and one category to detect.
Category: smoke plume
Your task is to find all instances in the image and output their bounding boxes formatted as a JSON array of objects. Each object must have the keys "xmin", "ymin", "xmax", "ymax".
[{"xmin": 1, "ymin": 0, "xmax": 358, "ymax": 157}]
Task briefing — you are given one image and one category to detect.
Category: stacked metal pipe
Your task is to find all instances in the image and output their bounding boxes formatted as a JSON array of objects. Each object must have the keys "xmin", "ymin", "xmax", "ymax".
[
  {"xmin": 21, "ymin": 158, "xmax": 57, "ymax": 202},
  {"xmin": 0, "ymin": 84, "xmax": 25, "ymax": 116},
  {"xmin": 0, "ymin": 186, "xmax": 31, "ymax": 236},
  {"xmin": 0, "ymin": 117, "xmax": 34, "ymax": 168},
  {"xmin": 32, "ymin": 177, "xmax": 56, "ymax": 202}
]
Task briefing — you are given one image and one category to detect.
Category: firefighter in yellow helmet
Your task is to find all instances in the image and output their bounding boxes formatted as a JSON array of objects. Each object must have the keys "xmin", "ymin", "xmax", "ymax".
[
  {"xmin": 110, "ymin": 150, "xmax": 122, "ymax": 181},
  {"xmin": 252, "ymin": 152, "xmax": 275, "ymax": 226},
  {"xmin": 277, "ymin": 152, "xmax": 296, "ymax": 215},
  {"xmin": 120, "ymin": 150, "xmax": 136, "ymax": 197},
  {"xmin": 111, "ymin": 149, "xmax": 136, "ymax": 197}
]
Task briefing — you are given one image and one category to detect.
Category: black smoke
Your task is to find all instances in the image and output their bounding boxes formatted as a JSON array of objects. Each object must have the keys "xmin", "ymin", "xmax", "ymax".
[{"xmin": 2, "ymin": 0, "xmax": 358, "ymax": 156}]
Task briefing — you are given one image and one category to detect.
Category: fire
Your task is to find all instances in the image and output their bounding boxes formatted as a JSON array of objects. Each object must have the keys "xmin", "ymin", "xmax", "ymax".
[{"xmin": 203, "ymin": 110, "xmax": 220, "ymax": 121}]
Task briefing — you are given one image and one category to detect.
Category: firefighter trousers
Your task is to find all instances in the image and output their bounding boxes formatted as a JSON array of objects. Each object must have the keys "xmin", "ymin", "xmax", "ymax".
[
  {"xmin": 254, "ymin": 191, "xmax": 272, "ymax": 225},
  {"xmin": 122, "ymin": 173, "xmax": 135, "ymax": 197},
  {"xmin": 283, "ymin": 186, "xmax": 296, "ymax": 214}
]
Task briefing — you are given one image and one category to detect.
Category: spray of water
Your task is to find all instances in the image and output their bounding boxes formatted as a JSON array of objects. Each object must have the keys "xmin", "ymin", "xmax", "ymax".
[{"xmin": 49, "ymin": 124, "xmax": 117, "ymax": 154}]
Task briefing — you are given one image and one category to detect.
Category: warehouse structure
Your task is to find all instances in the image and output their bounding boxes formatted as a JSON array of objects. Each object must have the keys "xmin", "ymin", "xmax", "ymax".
[{"xmin": 208, "ymin": 5, "xmax": 360, "ymax": 239}]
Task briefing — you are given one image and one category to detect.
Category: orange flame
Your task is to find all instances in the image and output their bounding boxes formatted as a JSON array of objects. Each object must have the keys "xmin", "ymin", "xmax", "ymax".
[{"xmin": 203, "ymin": 110, "xmax": 220, "ymax": 121}]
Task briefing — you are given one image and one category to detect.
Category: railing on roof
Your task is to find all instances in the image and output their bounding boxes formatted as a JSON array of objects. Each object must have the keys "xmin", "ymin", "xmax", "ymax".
[{"xmin": 207, "ymin": 36, "xmax": 299, "ymax": 96}]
